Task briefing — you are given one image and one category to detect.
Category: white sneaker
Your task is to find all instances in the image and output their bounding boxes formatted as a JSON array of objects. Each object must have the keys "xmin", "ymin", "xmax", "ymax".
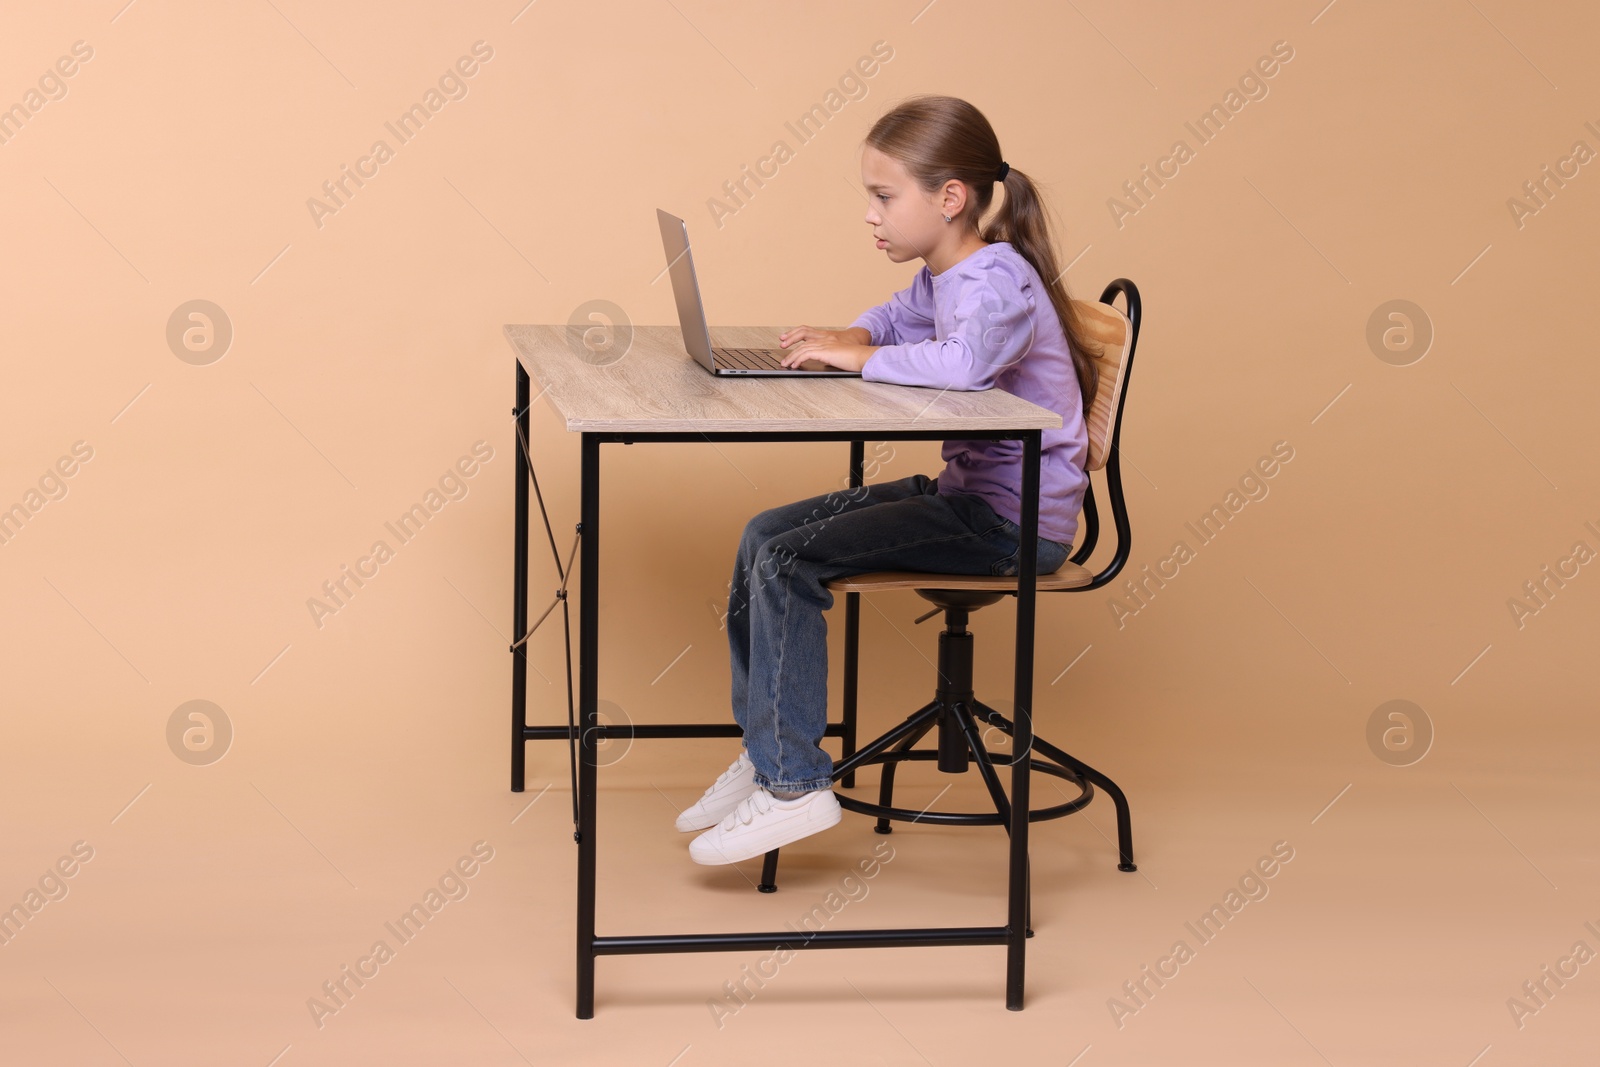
[
  {"xmin": 674, "ymin": 749, "xmax": 759, "ymax": 832},
  {"xmin": 689, "ymin": 787, "xmax": 842, "ymax": 865}
]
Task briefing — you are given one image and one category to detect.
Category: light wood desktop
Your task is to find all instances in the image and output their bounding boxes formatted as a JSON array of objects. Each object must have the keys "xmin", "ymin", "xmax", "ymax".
[{"xmin": 502, "ymin": 323, "xmax": 1062, "ymax": 433}]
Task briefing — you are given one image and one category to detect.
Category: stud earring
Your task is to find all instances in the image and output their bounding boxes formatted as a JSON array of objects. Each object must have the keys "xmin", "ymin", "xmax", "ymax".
[{"xmin": 943, "ymin": 214, "xmax": 952, "ymax": 222}]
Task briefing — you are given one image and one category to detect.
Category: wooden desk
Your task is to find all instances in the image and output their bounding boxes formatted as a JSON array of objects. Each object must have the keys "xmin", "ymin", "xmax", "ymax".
[{"xmin": 503, "ymin": 323, "xmax": 1060, "ymax": 1017}]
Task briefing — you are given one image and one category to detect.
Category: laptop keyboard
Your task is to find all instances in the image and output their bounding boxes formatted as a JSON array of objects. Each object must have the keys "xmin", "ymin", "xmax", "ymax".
[{"xmin": 713, "ymin": 347, "xmax": 790, "ymax": 371}]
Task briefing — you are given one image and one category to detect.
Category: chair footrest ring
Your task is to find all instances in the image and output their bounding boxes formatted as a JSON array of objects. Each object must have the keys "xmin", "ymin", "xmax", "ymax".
[{"xmin": 833, "ymin": 753, "xmax": 1094, "ymax": 826}]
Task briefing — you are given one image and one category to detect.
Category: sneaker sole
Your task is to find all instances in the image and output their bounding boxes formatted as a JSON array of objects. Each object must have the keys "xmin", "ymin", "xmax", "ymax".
[{"xmin": 689, "ymin": 803, "xmax": 843, "ymax": 865}]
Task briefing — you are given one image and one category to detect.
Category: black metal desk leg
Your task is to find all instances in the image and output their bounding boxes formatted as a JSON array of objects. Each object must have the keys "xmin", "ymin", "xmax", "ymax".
[
  {"xmin": 511, "ymin": 365, "xmax": 531, "ymax": 793},
  {"xmin": 576, "ymin": 432, "xmax": 601, "ymax": 1019},
  {"xmin": 840, "ymin": 439, "xmax": 865, "ymax": 789},
  {"xmin": 1006, "ymin": 430, "xmax": 1041, "ymax": 1011}
]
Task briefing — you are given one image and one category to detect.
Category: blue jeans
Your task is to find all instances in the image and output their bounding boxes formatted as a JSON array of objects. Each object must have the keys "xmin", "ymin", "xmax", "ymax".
[{"xmin": 726, "ymin": 473, "xmax": 1072, "ymax": 793}]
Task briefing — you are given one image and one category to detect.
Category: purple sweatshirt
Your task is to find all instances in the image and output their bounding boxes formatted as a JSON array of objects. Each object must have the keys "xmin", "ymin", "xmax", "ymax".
[{"xmin": 851, "ymin": 241, "xmax": 1091, "ymax": 547}]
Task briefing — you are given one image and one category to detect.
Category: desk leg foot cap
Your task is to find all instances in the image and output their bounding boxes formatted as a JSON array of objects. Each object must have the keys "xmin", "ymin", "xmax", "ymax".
[{"xmin": 1119, "ymin": 862, "xmax": 1138, "ymax": 872}]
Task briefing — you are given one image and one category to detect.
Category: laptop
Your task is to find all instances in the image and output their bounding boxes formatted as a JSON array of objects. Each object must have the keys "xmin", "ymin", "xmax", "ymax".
[{"xmin": 656, "ymin": 208, "xmax": 861, "ymax": 377}]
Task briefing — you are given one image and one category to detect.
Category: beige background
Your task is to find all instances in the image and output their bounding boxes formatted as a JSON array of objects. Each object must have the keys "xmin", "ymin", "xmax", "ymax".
[{"xmin": 2, "ymin": 1, "xmax": 1597, "ymax": 1064}]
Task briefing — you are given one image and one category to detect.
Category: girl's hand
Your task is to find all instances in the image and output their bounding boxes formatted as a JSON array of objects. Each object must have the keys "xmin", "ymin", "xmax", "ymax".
[{"xmin": 778, "ymin": 325, "xmax": 876, "ymax": 371}]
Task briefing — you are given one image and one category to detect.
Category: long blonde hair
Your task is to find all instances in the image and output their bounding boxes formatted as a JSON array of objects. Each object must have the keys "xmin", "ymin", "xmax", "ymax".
[{"xmin": 863, "ymin": 94, "xmax": 1099, "ymax": 410}]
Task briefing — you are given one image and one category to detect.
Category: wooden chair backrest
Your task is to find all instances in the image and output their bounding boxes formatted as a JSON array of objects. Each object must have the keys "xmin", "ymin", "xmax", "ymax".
[{"xmin": 1070, "ymin": 298, "xmax": 1133, "ymax": 472}]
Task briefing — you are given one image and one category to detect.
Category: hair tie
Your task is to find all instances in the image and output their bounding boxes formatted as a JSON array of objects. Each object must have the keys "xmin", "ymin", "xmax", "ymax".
[{"xmin": 996, "ymin": 160, "xmax": 1010, "ymax": 182}]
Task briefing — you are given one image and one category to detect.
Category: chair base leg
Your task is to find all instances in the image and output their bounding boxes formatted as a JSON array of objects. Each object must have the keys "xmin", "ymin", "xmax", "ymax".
[
  {"xmin": 999, "ymin": 715, "xmax": 1137, "ymax": 873},
  {"xmin": 758, "ymin": 849, "xmax": 780, "ymax": 893},
  {"xmin": 875, "ymin": 713, "xmax": 939, "ymax": 835}
]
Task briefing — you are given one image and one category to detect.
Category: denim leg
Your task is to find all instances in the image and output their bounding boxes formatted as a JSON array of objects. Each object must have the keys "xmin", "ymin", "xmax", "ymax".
[
  {"xmin": 733, "ymin": 477, "xmax": 1071, "ymax": 794},
  {"xmin": 727, "ymin": 475, "xmax": 932, "ymax": 739}
]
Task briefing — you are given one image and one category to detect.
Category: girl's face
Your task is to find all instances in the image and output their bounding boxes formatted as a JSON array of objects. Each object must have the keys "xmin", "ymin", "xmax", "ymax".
[{"xmin": 860, "ymin": 146, "xmax": 948, "ymax": 265}]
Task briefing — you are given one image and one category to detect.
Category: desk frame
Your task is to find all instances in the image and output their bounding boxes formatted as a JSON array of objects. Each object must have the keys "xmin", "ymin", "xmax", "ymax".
[{"xmin": 510, "ymin": 362, "xmax": 1045, "ymax": 1018}]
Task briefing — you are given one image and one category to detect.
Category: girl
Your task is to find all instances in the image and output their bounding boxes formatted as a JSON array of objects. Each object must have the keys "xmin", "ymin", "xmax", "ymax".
[{"xmin": 679, "ymin": 94, "xmax": 1101, "ymax": 866}]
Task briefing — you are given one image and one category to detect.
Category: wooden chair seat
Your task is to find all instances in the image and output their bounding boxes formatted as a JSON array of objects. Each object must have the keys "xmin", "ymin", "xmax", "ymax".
[{"xmin": 825, "ymin": 560, "xmax": 1094, "ymax": 593}]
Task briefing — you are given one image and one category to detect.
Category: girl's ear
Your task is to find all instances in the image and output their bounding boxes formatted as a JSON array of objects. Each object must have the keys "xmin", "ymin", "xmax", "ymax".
[{"xmin": 941, "ymin": 179, "xmax": 968, "ymax": 218}]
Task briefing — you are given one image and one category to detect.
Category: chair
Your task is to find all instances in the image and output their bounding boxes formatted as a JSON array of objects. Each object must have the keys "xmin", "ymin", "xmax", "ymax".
[{"xmin": 756, "ymin": 278, "xmax": 1142, "ymax": 897}]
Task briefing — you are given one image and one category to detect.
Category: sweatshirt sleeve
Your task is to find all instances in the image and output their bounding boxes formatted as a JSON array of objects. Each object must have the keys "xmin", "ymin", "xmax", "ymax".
[
  {"xmin": 861, "ymin": 266, "xmax": 1033, "ymax": 392},
  {"xmin": 848, "ymin": 269, "xmax": 935, "ymax": 347}
]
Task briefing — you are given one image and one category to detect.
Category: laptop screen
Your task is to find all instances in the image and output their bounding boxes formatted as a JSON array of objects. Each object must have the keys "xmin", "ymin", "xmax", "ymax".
[{"xmin": 656, "ymin": 209, "xmax": 716, "ymax": 370}]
